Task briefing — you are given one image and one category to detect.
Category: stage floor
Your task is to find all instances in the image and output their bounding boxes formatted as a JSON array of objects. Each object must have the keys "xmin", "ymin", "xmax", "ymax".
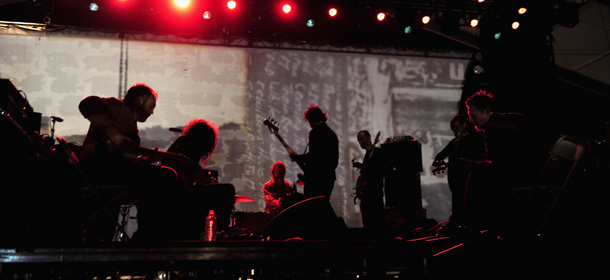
[{"xmin": 1, "ymin": 234, "xmax": 608, "ymax": 280}]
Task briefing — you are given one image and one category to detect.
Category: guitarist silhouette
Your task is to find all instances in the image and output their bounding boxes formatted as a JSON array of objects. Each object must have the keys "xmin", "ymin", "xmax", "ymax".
[
  {"xmin": 353, "ymin": 130, "xmax": 387, "ymax": 237},
  {"xmin": 353, "ymin": 131, "xmax": 380, "ymax": 202},
  {"xmin": 264, "ymin": 104, "xmax": 338, "ymax": 200}
]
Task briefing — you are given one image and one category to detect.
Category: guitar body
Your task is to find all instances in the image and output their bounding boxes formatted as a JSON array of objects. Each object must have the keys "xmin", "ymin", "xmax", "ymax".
[{"xmin": 355, "ymin": 175, "xmax": 367, "ymax": 199}]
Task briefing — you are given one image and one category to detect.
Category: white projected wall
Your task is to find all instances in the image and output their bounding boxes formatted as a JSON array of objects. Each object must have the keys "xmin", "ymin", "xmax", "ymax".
[{"xmin": 0, "ymin": 31, "xmax": 470, "ymax": 227}]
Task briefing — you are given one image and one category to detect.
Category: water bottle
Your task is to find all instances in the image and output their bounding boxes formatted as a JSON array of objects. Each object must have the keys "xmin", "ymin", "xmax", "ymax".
[{"xmin": 204, "ymin": 209, "xmax": 217, "ymax": 241}]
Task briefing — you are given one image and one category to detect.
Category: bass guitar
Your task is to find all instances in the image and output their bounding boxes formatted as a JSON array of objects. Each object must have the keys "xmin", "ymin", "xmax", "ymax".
[
  {"xmin": 263, "ymin": 117, "xmax": 307, "ymax": 183},
  {"xmin": 354, "ymin": 131, "xmax": 380, "ymax": 202}
]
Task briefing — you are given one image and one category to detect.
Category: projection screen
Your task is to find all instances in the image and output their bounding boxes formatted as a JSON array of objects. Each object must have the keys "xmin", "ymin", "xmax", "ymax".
[{"xmin": 0, "ymin": 31, "xmax": 471, "ymax": 228}]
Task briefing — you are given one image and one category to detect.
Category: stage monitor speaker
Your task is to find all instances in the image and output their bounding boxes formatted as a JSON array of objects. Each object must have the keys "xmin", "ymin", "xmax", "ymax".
[{"xmin": 264, "ymin": 196, "xmax": 346, "ymax": 240}]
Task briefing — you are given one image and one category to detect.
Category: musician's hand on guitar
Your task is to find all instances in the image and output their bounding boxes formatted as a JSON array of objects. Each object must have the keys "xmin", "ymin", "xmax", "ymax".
[
  {"xmin": 110, "ymin": 133, "xmax": 140, "ymax": 160},
  {"xmin": 141, "ymin": 146, "xmax": 163, "ymax": 165}
]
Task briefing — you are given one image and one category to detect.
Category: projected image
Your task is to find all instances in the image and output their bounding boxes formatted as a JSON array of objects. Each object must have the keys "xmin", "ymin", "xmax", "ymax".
[{"xmin": 1, "ymin": 33, "xmax": 468, "ymax": 230}]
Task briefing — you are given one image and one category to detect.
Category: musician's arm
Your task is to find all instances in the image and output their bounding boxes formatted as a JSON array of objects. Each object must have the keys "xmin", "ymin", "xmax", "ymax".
[
  {"xmin": 79, "ymin": 96, "xmax": 140, "ymax": 160},
  {"xmin": 262, "ymin": 184, "xmax": 281, "ymax": 209},
  {"xmin": 433, "ymin": 138, "xmax": 456, "ymax": 165},
  {"xmin": 79, "ymin": 96, "xmax": 124, "ymax": 146}
]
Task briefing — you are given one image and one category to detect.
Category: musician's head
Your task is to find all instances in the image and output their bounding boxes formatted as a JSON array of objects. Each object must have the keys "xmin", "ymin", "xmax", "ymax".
[
  {"xmin": 466, "ymin": 90, "xmax": 494, "ymax": 130},
  {"xmin": 124, "ymin": 83, "xmax": 158, "ymax": 122},
  {"xmin": 270, "ymin": 161, "xmax": 287, "ymax": 180},
  {"xmin": 182, "ymin": 118, "xmax": 219, "ymax": 166},
  {"xmin": 303, "ymin": 104, "xmax": 327, "ymax": 128},
  {"xmin": 357, "ymin": 130, "xmax": 371, "ymax": 150},
  {"xmin": 450, "ymin": 114, "xmax": 470, "ymax": 136}
]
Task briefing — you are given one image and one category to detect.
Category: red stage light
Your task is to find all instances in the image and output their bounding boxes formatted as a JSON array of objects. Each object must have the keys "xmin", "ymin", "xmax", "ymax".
[
  {"xmin": 227, "ymin": 0, "xmax": 236, "ymax": 10},
  {"xmin": 173, "ymin": 0, "xmax": 189, "ymax": 8},
  {"xmin": 282, "ymin": 4, "xmax": 292, "ymax": 14}
]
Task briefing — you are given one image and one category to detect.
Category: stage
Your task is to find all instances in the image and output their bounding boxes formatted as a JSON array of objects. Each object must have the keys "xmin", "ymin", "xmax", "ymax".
[{"xmin": 1, "ymin": 233, "xmax": 608, "ymax": 279}]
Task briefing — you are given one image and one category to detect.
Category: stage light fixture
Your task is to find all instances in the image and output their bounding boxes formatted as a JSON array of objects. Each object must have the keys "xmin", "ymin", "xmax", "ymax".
[
  {"xmin": 404, "ymin": 26, "xmax": 412, "ymax": 34},
  {"xmin": 89, "ymin": 2, "xmax": 99, "ymax": 11},
  {"xmin": 494, "ymin": 32, "xmax": 502, "ymax": 40},
  {"xmin": 518, "ymin": 7, "xmax": 527, "ymax": 15},
  {"xmin": 511, "ymin": 21, "xmax": 520, "ymax": 30},
  {"xmin": 421, "ymin": 15, "xmax": 430, "ymax": 24},
  {"xmin": 174, "ymin": 0, "xmax": 189, "ymax": 8},
  {"xmin": 377, "ymin": 12, "xmax": 386, "ymax": 21},
  {"xmin": 282, "ymin": 4, "xmax": 292, "ymax": 14},
  {"xmin": 203, "ymin": 11, "xmax": 211, "ymax": 19},
  {"xmin": 227, "ymin": 0, "xmax": 236, "ymax": 10},
  {"xmin": 470, "ymin": 19, "xmax": 478, "ymax": 27},
  {"xmin": 307, "ymin": 19, "xmax": 314, "ymax": 27},
  {"xmin": 328, "ymin": 8, "xmax": 337, "ymax": 17}
]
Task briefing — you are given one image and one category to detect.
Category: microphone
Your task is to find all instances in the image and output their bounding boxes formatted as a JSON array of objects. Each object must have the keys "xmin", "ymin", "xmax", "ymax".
[
  {"xmin": 169, "ymin": 127, "xmax": 183, "ymax": 133},
  {"xmin": 51, "ymin": 116, "xmax": 64, "ymax": 122}
]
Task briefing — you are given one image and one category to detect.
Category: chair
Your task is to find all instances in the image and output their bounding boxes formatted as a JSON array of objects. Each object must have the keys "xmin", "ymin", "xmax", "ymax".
[
  {"xmin": 510, "ymin": 135, "xmax": 586, "ymax": 238},
  {"xmin": 56, "ymin": 137, "xmax": 131, "ymax": 242}
]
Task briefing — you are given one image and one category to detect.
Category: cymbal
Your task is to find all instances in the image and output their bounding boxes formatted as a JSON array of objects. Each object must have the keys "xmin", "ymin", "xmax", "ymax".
[{"xmin": 235, "ymin": 195, "xmax": 254, "ymax": 203}]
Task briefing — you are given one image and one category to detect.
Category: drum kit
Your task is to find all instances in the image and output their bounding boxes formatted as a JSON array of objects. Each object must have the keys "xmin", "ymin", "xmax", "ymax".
[
  {"xmin": 227, "ymin": 194, "xmax": 272, "ymax": 239},
  {"xmin": 229, "ymin": 191, "xmax": 303, "ymax": 239}
]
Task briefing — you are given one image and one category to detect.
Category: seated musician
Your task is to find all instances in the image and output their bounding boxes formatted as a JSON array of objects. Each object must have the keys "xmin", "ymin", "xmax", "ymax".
[
  {"xmin": 164, "ymin": 118, "xmax": 219, "ymax": 191},
  {"xmin": 78, "ymin": 83, "xmax": 177, "ymax": 242},
  {"xmin": 262, "ymin": 161, "xmax": 293, "ymax": 216},
  {"xmin": 163, "ymin": 118, "xmax": 224, "ymax": 240}
]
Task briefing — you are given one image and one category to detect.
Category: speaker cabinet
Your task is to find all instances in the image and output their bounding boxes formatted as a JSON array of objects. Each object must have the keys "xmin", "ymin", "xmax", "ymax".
[{"xmin": 381, "ymin": 138, "xmax": 425, "ymax": 226}]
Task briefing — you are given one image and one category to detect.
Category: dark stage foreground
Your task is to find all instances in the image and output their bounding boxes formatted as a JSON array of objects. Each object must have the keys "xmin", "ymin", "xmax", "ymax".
[{"xmin": 1, "ymin": 236, "xmax": 609, "ymax": 280}]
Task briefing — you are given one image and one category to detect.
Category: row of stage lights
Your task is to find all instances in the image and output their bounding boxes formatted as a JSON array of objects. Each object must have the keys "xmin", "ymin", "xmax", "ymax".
[{"xmin": 84, "ymin": 0, "xmax": 532, "ymax": 38}]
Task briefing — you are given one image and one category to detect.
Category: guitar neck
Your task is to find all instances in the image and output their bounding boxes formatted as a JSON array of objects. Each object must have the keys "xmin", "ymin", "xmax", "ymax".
[
  {"xmin": 274, "ymin": 132, "xmax": 295, "ymax": 155},
  {"xmin": 273, "ymin": 132, "xmax": 307, "ymax": 173},
  {"xmin": 138, "ymin": 146, "xmax": 193, "ymax": 166}
]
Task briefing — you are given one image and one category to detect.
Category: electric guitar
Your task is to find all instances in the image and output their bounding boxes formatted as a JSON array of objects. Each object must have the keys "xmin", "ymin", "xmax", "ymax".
[
  {"xmin": 136, "ymin": 146, "xmax": 194, "ymax": 167},
  {"xmin": 98, "ymin": 135, "xmax": 193, "ymax": 167},
  {"xmin": 354, "ymin": 131, "xmax": 380, "ymax": 201},
  {"xmin": 263, "ymin": 117, "xmax": 307, "ymax": 182}
]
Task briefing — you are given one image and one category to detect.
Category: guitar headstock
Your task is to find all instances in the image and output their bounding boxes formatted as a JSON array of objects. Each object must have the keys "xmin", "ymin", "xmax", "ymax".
[
  {"xmin": 263, "ymin": 117, "xmax": 279, "ymax": 133},
  {"xmin": 373, "ymin": 131, "xmax": 381, "ymax": 146}
]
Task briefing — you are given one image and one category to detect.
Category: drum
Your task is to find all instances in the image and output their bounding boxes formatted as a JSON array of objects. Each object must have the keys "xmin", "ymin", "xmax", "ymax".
[{"xmin": 232, "ymin": 211, "xmax": 274, "ymax": 233}]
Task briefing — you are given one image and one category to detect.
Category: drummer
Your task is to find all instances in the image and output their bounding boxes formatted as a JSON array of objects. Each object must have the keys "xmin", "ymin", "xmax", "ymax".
[{"xmin": 262, "ymin": 161, "xmax": 293, "ymax": 216}]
